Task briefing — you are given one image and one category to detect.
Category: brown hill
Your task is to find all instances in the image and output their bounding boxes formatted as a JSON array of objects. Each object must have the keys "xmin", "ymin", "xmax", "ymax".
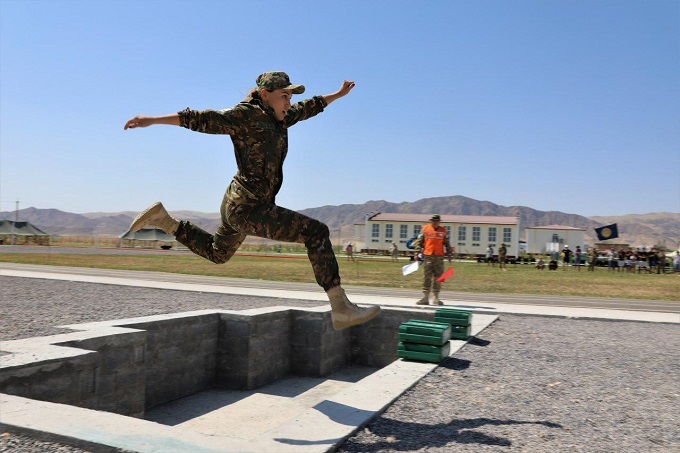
[{"xmin": 1, "ymin": 197, "xmax": 677, "ymax": 248}]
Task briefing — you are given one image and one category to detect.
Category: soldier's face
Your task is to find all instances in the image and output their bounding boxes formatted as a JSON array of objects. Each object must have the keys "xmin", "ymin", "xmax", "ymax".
[{"xmin": 261, "ymin": 89, "xmax": 293, "ymax": 121}]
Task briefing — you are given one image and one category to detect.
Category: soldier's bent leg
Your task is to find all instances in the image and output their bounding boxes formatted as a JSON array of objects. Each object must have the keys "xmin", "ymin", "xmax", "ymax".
[
  {"xmin": 226, "ymin": 202, "xmax": 341, "ymax": 289},
  {"xmin": 175, "ymin": 221, "xmax": 246, "ymax": 264},
  {"xmin": 225, "ymin": 202, "xmax": 379, "ymax": 329}
]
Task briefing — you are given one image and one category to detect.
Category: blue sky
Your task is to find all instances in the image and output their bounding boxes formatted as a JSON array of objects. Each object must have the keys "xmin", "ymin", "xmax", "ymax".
[{"xmin": 1, "ymin": 0, "xmax": 678, "ymax": 217}]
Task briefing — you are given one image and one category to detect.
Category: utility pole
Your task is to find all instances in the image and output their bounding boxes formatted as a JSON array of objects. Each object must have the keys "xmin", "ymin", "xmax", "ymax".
[{"xmin": 10, "ymin": 199, "xmax": 19, "ymax": 246}]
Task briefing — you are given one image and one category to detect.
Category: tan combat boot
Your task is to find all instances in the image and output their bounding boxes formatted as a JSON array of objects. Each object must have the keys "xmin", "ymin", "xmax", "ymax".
[
  {"xmin": 327, "ymin": 286, "xmax": 381, "ymax": 331},
  {"xmin": 416, "ymin": 290, "xmax": 430, "ymax": 305},
  {"xmin": 129, "ymin": 202, "xmax": 179, "ymax": 235},
  {"xmin": 431, "ymin": 292, "xmax": 443, "ymax": 305}
]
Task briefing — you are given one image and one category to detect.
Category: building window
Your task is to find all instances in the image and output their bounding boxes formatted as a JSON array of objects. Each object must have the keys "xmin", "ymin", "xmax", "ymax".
[
  {"xmin": 503, "ymin": 228, "xmax": 512, "ymax": 243},
  {"xmin": 385, "ymin": 224, "xmax": 393, "ymax": 238},
  {"xmin": 473, "ymin": 227, "xmax": 481, "ymax": 242},
  {"xmin": 372, "ymin": 224, "xmax": 380, "ymax": 238},
  {"xmin": 552, "ymin": 234, "xmax": 559, "ymax": 243},
  {"xmin": 458, "ymin": 226, "xmax": 466, "ymax": 241},
  {"xmin": 445, "ymin": 226, "xmax": 451, "ymax": 237},
  {"xmin": 488, "ymin": 227, "xmax": 497, "ymax": 242},
  {"xmin": 400, "ymin": 225, "xmax": 408, "ymax": 239},
  {"xmin": 413, "ymin": 225, "xmax": 421, "ymax": 237}
]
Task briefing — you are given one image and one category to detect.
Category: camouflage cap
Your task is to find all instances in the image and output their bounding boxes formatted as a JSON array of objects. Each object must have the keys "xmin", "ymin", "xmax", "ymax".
[
  {"xmin": 256, "ymin": 71, "xmax": 305, "ymax": 94},
  {"xmin": 430, "ymin": 214, "xmax": 441, "ymax": 222}
]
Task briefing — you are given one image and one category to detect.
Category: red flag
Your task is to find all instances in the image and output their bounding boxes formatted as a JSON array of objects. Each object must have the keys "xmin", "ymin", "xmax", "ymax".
[{"xmin": 436, "ymin": 267, "xmax": 454, "ymax": 283}]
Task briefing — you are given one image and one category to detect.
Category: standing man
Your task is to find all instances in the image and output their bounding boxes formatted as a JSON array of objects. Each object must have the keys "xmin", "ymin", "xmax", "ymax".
[
  {"xmin": 656, "ymin": 248, "xmax": 666, "ymax": 274},
  {"xmin": 587, "ymin": 246, "xmax": 598, "ymax": 271},
  {"xmin": 486, "ymin": 244, "xmax": 494, "ymax": 267},
  {"xmin": 574, "ymin": 245, "xmax": 583, "ymax": 271},
  {"xmin": 412, "ymin": 215, "xmax": 453, "ymax": 305},
  {"xmin": 390, "ymin": 242, "xmax": 399, "ymax": 262},
  {"xmin": 498, "ymin": 243, "xmax": 508, "ymax": 271},
  {"xmin": 345, "ymin": 242, "xmax": 356, "ymax": 262},
  {"xmin": 562, "ymin": 245, "xmax": 572, "ymax": 270}
]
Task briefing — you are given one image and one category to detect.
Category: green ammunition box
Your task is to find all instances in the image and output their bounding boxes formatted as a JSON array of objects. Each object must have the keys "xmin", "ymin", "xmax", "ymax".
[
  {"xmin": 434, "ymin": 308, "xmax": 472, "ymax": 340},
  {"xmin": 398, "ymin": 320, "xmax": 451, "ymax": 346},
  {"xmin": 397, "ymin": 341, "xmax": 451, "ymax": 363},
  {"xmin": 449, "ymin": 324, "xmax": 472, "ymax": 340},
  {"xmin": 434, "ymin": 308, "xmax": 472, "ymax": 326}
]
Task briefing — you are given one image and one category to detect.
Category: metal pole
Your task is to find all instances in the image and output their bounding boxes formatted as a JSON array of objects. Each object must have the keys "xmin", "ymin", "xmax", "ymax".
[{"xmin": 10, "ymin": 199, "xmax": 19, "ymax": 246}]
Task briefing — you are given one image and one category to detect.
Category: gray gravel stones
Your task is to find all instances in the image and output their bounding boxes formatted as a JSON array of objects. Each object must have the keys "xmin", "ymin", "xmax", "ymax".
[
  {"xmin": 0, "ymin": 276, "xmax": 324, "ymax": 341},
  {"xmin": 2, "ymin": 276, "xmax": 679, "ymax": 452},
  {"xmin": 339, "ymin": 315, "xmax": 680, "ymax": 452},
  {"xmin": 0, "ymin": 433, "xmax": 91, "ymax": 453}
]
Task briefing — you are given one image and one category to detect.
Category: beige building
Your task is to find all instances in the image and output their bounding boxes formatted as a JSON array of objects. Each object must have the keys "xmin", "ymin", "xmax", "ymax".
[
  {"xmin": 355, "ymin": 212, "xmax": 520, "ymax": 257},
  {"xmin": 525, "ymin": 225, "xmax": 586, "ymax": 254}
]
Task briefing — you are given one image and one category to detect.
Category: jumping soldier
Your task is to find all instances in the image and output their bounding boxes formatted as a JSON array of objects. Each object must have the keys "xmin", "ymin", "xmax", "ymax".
[{"xmin": 123, "ymin": 72, "xmax": 380, "ymax": 330}]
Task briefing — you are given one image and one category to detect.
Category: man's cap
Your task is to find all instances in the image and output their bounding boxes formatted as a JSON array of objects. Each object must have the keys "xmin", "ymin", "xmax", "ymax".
[
  {"xmin": 256, "ymin": 72, "xmax": 305, "ymax": 94},
  {"xmin": 565, "ymin": 245, "xmax": 569, "ymax": 248},
  {"xmin": 430, "ymin": 214, "xmax": 441, "ymax": 222}
]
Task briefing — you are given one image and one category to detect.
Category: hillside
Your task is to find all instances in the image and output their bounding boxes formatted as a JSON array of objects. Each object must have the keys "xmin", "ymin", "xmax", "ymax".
[{"xmin": 1, "ymin": 197, "xmax": 678, "ymax": 248}]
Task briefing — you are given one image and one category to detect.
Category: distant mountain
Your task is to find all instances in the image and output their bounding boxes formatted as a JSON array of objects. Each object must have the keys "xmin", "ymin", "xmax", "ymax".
[
  {"xmin": 297, "ymin": 196, "xmax": 679, "ymax": 247},
  {"xmin": 2, "ymin": 197, "xmax": 678, "ymax": 248}
]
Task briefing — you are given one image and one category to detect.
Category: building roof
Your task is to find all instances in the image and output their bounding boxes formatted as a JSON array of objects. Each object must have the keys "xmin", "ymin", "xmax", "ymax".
[
  {"xmin": 119, "ymin": 228, "xmax": 175, "ymax": 241},
  {"xmin": 367, "ymin": 213, "xmax": 518, "ymax": 225},
  {"xmin": 0, "ymin": 220, "xmax": 49, "ymax": 236},
  {"xmin": 525, "ymin": 225, "xmax": 586, "ymax": 231}
]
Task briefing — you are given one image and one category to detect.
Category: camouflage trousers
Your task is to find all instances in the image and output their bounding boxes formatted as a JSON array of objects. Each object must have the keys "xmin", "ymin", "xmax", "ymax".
[
  {"xmin": 422, "ymin": 255, "xmax": 445, "ymax": 293},
  {"xmin": 175, "ymin": 198, "xmax": 340, "ymax": 290}
]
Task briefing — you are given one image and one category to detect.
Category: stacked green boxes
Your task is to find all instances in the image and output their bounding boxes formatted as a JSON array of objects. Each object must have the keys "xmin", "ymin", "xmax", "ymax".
[
  {"xmin": 434, "ymin": 308, "xmax": 472, "ymax": 340},
  {"xmin": 397, "ymin": 320, "xmax": 451, "ymax": 363}
]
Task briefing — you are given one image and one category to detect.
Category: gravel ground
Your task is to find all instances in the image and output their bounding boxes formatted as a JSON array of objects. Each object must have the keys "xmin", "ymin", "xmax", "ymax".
[
  {"xmin": 1, "ymin": 276, "xmax": 679, "ymax": 452},
  {"xmin": 340, "ymin": 316, "xmax": 680, "ymax": 452}
]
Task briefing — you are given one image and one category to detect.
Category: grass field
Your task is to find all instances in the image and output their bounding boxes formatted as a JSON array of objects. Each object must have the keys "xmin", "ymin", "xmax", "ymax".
[{"xmin": 1, "ymin": 252, "xmax": 678, "ymax": 301}]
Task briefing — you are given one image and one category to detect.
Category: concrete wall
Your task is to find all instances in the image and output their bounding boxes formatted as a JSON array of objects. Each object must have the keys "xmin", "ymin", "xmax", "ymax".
[
  {"xmin": 352, "ymin": 308, "xmax": 434, "ymax": 368},
  {"xmin": 124, "ymin": 313, "xmax": 219, "ymax": 410},
  {"xmin": 0, "ymin": 306, "xmax": 435, "ymax": 417}
]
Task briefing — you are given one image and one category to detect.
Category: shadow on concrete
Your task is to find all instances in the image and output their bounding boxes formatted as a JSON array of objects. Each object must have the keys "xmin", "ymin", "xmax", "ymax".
[
  {"xmin": 257, "ymin": 366, "xmax": 378, "ymax": 398},
  {"xmin": 145, "ymin": 388, "xmax": 252, "ymax": 425},
  {"xmin": 146, "ymin": 366, "xmax": 380, "ymax": 425}
]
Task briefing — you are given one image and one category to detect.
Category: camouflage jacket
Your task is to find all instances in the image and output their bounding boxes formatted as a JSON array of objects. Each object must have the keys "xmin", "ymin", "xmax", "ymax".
[{"xmin": 178, "ymin": 94, "xmax": 327, "ymax": 205}]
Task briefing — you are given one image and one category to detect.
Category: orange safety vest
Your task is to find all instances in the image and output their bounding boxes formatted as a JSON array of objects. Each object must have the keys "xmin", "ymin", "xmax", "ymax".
[{"xmin": 421, "ymin": 224, "xmax": 448, "ymax": 256}]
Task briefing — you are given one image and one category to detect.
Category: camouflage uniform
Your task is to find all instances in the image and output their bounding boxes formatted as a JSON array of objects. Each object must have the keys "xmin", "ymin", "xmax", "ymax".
[{"xmin": 173, "ymin": 88, "xmax": 341, "ymax": 290}]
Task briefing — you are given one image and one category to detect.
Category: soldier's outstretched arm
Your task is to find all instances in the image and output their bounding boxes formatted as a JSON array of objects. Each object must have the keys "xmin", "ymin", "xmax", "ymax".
[
  {"xmin": 322, "ymin": 80, "xmax": 355, "ymax": 105},
  {"xmin": 124, "ymin": 113, "xmax": 180, "ymax": 130}
]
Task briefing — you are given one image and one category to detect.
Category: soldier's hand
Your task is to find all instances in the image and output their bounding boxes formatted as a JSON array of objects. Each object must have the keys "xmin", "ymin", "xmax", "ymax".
[
  {"xmin": 124, "ymin": 115, "xmax": 154, "ymax": 130},
  {"xmin": 338, "ymin": 80, "xmax": 355, "ymax": 97}
]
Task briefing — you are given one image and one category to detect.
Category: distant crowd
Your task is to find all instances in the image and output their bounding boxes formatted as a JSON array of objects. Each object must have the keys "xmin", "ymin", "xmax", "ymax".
[{"xmin": 540, "ymin": 245, "xmax": 679, "ymax": 274}]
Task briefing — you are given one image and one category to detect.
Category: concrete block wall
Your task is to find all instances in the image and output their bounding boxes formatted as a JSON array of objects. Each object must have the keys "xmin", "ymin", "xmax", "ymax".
[
  {"xmin": 0, "ymin": 306, "xmax": 436, "ymax": 417},
  {"xmin": 57, "ymin": 330, "xmax": 147, "ymax": 417},
  {"xmin": 352, "ymin": 308, "xmax": 434, "ymax": 368},
  {"xmin": 289, "ymin": 310, "xmax": 352, "ymax": 376},
  {"xmin": 125, "ymin": 313, "xmax": 219, "ymax": 410},
  {"xmin": 216, "ymin": 309, "xmax": 292, "ymax": 390},
  {"xmin": 0, "ymin": 352, "xmax": 99, "ymax": 411}
]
